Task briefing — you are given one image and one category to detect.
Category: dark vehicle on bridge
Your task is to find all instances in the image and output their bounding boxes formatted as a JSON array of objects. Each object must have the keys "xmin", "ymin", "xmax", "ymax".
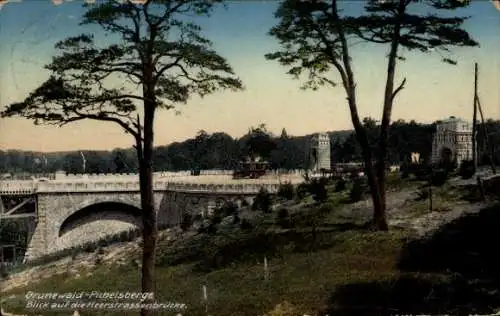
[{"xmin": 233, "ymin": 161, "xmax": 269, "ymax": 179}]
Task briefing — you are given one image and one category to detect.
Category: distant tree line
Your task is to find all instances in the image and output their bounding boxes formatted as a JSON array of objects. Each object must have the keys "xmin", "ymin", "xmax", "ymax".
[{"xmin": 1, "ymin": 119, "xmax": 499, "ymax": 175}]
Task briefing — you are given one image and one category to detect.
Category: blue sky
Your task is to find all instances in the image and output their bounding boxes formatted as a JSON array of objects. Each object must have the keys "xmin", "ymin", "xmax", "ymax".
[{"xmin": 0, "ymin": 0, "xmax": 499, "ymax": 152}]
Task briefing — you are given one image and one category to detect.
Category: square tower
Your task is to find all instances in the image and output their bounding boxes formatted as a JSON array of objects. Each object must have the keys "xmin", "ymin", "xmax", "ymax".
[
  {"xmin": 431, "ymin": 116, "xmax": 475, "ymax": 166},
  {"xmin": 310, "ymin": 133, "xmax": 331, "ymax": 171}
]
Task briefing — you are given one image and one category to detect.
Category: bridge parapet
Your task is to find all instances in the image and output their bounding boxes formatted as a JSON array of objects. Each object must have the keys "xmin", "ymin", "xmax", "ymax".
[
  {"xmin": 165, "ymin": 182, "xmax": 281, "ymax": 194},
  {"xmin": 55, "ymin": 169, "xmax": 304, "ymax": 180},
  {"xmin": 0, "ymin": 180, "xmax": 36, "ymax": 194},
  {"xmin": 0, "ymin": 179, "xmax": 287, "ymax": 194}
]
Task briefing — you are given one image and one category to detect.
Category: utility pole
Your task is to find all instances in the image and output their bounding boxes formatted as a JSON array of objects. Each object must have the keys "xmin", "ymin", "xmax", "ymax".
[
  {"xmin": 472, "ymin": 63, "xmax": 478, "ymax": 170},
  {"xmin": 472, "ymin": 63, "xmax": 496, "ymax": 175},
  {"xmin": 476, "ymin": 97, "xmax": 496, "ymax": 174}
]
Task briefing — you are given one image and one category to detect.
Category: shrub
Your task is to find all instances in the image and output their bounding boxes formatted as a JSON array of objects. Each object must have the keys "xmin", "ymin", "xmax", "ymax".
[
  {"xmin": 97, "ymin": 247, "xmax": 105, "ymax": 255},
  {"xmin": 277, "ymin": 181, "xmax": 295, "ymax": 200},
  {"xmin": 318, "ymin": 202, "xmax": 336, "ymax": 215},
  {"xmin": 334, "ymin": 179, "xmax": 347, "ymax": 192},
  {"xmin": 1, "ymin": 264, "xmax": 9, "ymax": 279},
  {"xmin": 97, "ymin": 238, "xmax": 107, "ymax": 248},
  {"xmin": 350, "ymin": 178, "xmax": 365, "ymax": 202},
  {"xmin": 218, "ymin": 201, "xmax": 239, "ymax": 217},
  {"xmin": 252, "ymin": 187, "xmax": 272, "ymax": 213},
  {"xmin": 430, "ymin": 169, "xmax": 448, "ymax": 186},
  {"xmin": 84, "ymin": 243, "xmax": 97, "ymax": 253},
  {"xmin": 240, "ymin": 219, "xmax": 254, "ymax": 231},
  {"xmin": 232, "ymin": 213, "xmax": 240, "ymax": 224},
  {"xmin": 309, "ymin": 177, "xmax": 328, "ymax": 202},
  {"xmin": 207, "ymin": 223, "xmax": 218, "ymax": 235},
  {"xmin": 197, "ymin": 224, "xmax": 207, "ymax": 234},
  {"xmin": 416, "ymin": 188, "xmax": 430, "ymax": 201},
  {"xmin": 180, "ymin": 213, "xmax": 193, "ymax": 231},
  {"xmin": 459, "ymin": 160, "xmax": 476, "ymax": 179},
  {"xmin": 119, "ymin": 230, "xmax": 128, "ymax": 242},
  {"xmin": 276, "ymin": 208, "xmax": 292, "ymax": 229},
  {"xmin": 277, "ymin": 208, "xmax": 289, "ymax": 219},
  {"xmin": 295, "ymin": 183, "xmax": 310, "ymax": 199}
]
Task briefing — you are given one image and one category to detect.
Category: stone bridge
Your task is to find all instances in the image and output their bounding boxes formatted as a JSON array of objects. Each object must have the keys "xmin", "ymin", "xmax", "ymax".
[{"xmin": 0, "ymin": 173, "xmax": 303, "ymax": 262}]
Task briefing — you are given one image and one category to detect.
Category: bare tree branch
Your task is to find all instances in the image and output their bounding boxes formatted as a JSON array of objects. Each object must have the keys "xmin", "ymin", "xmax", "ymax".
[{"xmin": 391, "ymin": 77, "xmax": 407, "ymax": 102}]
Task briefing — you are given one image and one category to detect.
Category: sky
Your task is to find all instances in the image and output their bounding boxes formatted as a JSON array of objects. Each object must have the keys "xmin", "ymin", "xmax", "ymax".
[{"xmin": 0, "ymin": 0, "xmax": 499, "ymax": 152}]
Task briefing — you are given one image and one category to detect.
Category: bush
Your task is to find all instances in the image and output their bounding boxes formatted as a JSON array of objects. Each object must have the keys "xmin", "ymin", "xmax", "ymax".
[
  {"xmin": 97, "ymin": 247, "xmax": 105, "ymax": 255},
  {"xmin": 277, "ymin": 181, "xmax": 295, "ymax": 200},
  {"xmin": 296, "ymin": 183, "xmax": 310, "ymax": 200},
  {"xmin": 350, "ymin": 178, "xmax": 365, "ymax": 202},
  {"xmin": 207, "ymin": 223, "xmax": 218, "ymax": 235},
  {"xmin": 277, "ymin": 208, "xmax": 289, "ymax": 219},
  {"xmin": 211, "ymin": 214, "xmax": 222, "ymax": 226},
  {"xmin": 276, "ymin": 208, "xmax": 292, "ymax": 229},
  {"xmin": 240, "ymin": 219, "xmax": 254, "ymax": 231},
  {"xmin": 197, "ymin": 224, "xmax": 207, "ymax": 234},
  {"xmin": 459, "ymin": 160, "xmax": 476, "ymax": 179},
  {"xmin": 430, "ymin": 169, "xmax": 448, "ymax": 186},
  {"xmin": 96, "ymin": 238, "xmax": 106, "ymax": 248},
  {"xmin": 193, "ymin": 214, "xmax": 203, "ymax": 222},
  {"xmin": 252, "ymin": 187, "xmax": 273, "ymax": 213},
  {"xmin": 334, "ymin": 179, "xmax": 347, "ymax": 192},
  {"xmin": 84, "ymin": 243, "xmax": 97, "ymax": 253},
  {"xmin": 416, "ymin": 188, "xmax": 430, "ymax": 201},
  {"xmin": 309, "ymin": 177, "xmax": 328, "ymax": 203},
  {"xmin": 180, "ymin": 213, "xmax": 193, "ymax": 231},
  {"xmin": 318, "ymin": 202, "xmax": 336, "ymax": 215},
  {"xmin": 232, "ymin": 213, "xmax": 240, "ymax": 224},
  {"xmin": 218, "ymin": 201, "xmax": 239, "ymax": 217}
]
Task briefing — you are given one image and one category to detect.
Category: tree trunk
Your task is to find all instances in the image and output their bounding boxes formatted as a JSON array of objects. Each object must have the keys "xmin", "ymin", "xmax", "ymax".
[
  {"xmin": 352, "ymin": 120, "xmax": 386, "ymax": 230},
  {"xmin": 139, "ymin": 103, "xmax": 157, "ymax": 316},
  {"xmin": 139, "ymin": 47, "xmax": 158, "ymax": 315},
  {"xmin": 331, "ymin": 0, "xmax": 388, "ymax": 231},
  {"xmin": 374, "ymin": 0, "xmax": 406, "ymax": 231},
  {"xmin": 345, "ymin": 89, "xmax": 385, "ymax": 230}
]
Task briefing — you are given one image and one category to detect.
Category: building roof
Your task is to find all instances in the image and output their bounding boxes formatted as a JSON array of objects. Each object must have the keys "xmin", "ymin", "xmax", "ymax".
[{"xmin": 439, "ymin": 116, "xmax": 469, "ymax": 124}]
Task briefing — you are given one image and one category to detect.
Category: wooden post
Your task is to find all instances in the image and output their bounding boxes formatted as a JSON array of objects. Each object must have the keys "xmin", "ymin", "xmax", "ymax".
[
  {"xmin": 202, "ymin": 285, "xmax": 208, "ymax": 313},
  {"xmin": 429, "ymin": 184, "xmax": 433, "ymax": 211},
  {"xmin": 264, "ymin": 256, "xmax": 269, "ymax": 281},
  {"xmin": 472, "ymin": 63, "xmax": 478, "ymax": 170},
  {"xmin": 477, "ymin": 176, "xmax": 485, "ymax": 201}
]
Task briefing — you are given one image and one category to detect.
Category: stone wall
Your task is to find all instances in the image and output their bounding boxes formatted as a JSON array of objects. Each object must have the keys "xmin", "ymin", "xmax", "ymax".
[{"xmin": 24, "ymin": 189, "xmax": 261, "ymax": 262}]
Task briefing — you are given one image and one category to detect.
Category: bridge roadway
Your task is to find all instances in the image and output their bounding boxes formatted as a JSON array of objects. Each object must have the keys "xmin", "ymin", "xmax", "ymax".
[{"xmin": 0, "ymin": 171, "xmax": 304, "ymax": 262}]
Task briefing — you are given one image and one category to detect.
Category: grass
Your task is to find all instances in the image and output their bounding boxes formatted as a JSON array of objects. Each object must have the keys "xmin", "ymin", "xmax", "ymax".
[{"xmin": 2, "ymin": 219, "xmax": 407, "ymax": 316}]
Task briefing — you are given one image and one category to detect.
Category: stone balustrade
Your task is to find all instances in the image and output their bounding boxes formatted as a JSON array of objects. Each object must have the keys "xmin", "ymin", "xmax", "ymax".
[
  {"xmin": 56, "ymin": 169, "xmax": 304, "ymax": 180},
  {"xmin": 165, "ymin": 182, "xmax": 281, "ymax": 194},
  {"xmin": 0, "ymin": 179, "xmax": 289, "ymax": 194},
  {"xmin": 0, "ymin": 180, "xmax": 37, "ymax": 194},
  {"xmin": 0, "ymin": 169, "xmax": 306, "ymax": 195}
]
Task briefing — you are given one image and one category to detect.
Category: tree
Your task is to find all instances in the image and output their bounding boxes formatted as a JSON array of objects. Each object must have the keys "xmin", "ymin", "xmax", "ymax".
[
  {"xmin": 266, "ymin": 0, "xmax": 478, "ymax": 230},
  {"xmin": 0, "ymin": 1, "xmax": 243, "ymax": 315},
  {"xmin": 241, "ymin": 124, "xmax": 277, "ymax": 161}
]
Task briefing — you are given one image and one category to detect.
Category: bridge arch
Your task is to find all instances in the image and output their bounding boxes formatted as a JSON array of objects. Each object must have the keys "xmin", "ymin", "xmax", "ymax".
[{"xmin": 59, "ymin": 201, "xmax": 142, "ymax": 237}]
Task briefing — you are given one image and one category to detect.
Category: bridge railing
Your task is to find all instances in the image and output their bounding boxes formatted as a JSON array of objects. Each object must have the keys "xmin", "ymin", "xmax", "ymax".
[
  {"xmin": 165, "ymin": 182, "xmax": 281, "ymax": 194},
  {"xmin": 0, "ymin": 169, "xmax": 305, "ymax": 194},
  {"xmin": 0, "ymin": 180, "xmax": 37, "ymax": 194},
  {"xmin": 53, "ymin": 169, "xmax": 305, "ymax": 180},
  {"xmin": 0, "ymin": 179, "xmax": 286, "ymax": 194}
]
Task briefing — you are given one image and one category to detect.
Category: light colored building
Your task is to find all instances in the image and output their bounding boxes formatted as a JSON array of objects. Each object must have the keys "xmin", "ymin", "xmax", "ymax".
[
  {"xmin": 431, "ymin": 116, "xmax": 475, "ymax": 166},
  {"xmin": 310, "ymin": 133, "xmax": 331, "ymax": 171}
]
